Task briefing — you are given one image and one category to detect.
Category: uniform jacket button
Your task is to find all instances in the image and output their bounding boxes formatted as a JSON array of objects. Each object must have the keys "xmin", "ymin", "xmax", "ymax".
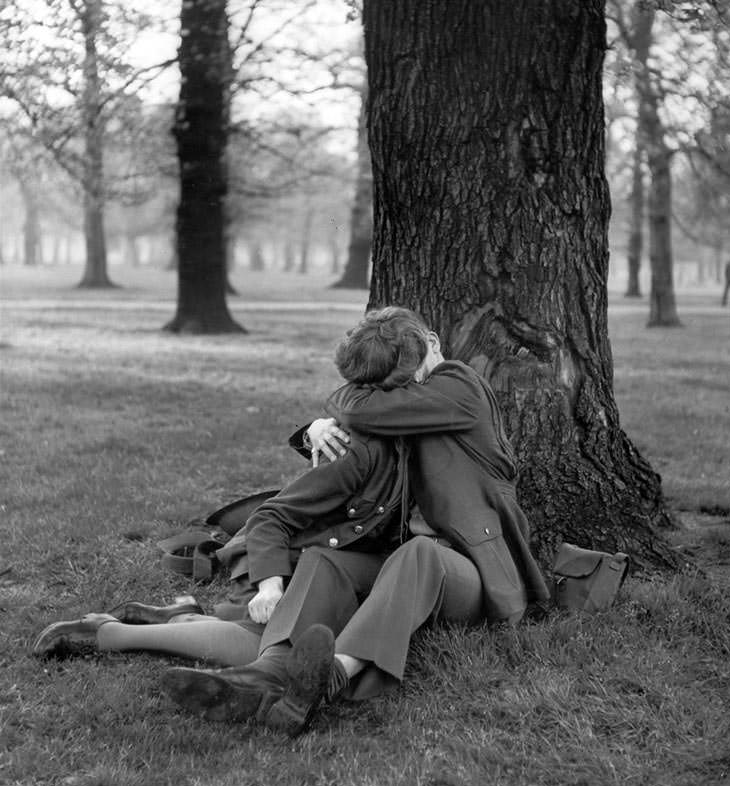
[
  {"xmin": 377, "ymin": 506, "xmax": 385, "ymax": 513},
  {"xmin": 347, "ymin": 507, "xmax": 356, "ymax": 517},
  {"xmin": 328, "ymin": 537, "xmax": 339, "ymax": 548},
  {"xmin": 354, "ymin": 525, "xmax": 364, "ymax": 534}
]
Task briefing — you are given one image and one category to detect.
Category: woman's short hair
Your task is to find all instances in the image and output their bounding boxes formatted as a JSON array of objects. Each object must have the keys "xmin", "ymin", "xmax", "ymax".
[{"xmin": 334, "ymin": 306, "xmax": 430, "ymax": 389}]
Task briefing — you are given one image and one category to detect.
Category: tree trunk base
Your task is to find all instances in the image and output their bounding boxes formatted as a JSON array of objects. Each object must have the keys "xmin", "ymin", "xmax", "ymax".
[
  {"xmin": 77, "ymin": 277, "xmax": 117, "ymax": 289},
  {"xmin": 163, "ymin": 314, "xmax": 247, "ymax": 335},
  {"xmin": 646, "ymin": 318, "xmax": 683, "ymax": 328}
]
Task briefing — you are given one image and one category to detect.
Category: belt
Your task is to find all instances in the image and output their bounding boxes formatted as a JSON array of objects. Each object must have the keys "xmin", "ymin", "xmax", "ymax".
[{"xmin": 157, "ymin": 529, "xmax": 226, "ymax": 581}]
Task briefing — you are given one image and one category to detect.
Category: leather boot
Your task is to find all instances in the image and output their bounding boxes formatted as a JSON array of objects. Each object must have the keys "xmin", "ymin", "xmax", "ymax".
[
  {"xmin": 161, "ymin": 661, "xmax": 286, "ymax": 723},
  {"xmin": 264, "ymin": 624, "xmax": 335, "ymax": 736}
]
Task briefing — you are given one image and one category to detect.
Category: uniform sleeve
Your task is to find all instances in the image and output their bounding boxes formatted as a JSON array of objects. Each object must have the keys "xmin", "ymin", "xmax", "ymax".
[
  {"xmin": 242, "ymin": 444, "xmax": 370, "ymax": 583},
  {"xmin": 324, "ymin": 362, "xmax": 481, "ymax": 436}
]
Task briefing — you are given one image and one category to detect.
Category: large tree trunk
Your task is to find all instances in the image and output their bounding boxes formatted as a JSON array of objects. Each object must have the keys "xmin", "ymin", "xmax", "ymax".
[
  {"xmin": 165, "ymin": 0, "xmax": 244, "ymax": 334},
  {"xmin": 364, "ymin": 0, "xmax": 679, "ymax": 570},
  {"xmin": 78, "ymin": 0, "xmax": 113, "ymax": 288},
  {"xmin": 332, "ymin": 81, "xmax": 372, "ymax": 289},
  {"xmin": 625, "ymin": 141, "xmax": 643, "ymax": 297}
]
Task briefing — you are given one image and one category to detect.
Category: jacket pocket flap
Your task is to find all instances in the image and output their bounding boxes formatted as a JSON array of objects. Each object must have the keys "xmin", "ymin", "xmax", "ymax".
[{"xmin": 452, "ymin": 509, "xmax": 502, "ymax": 546}]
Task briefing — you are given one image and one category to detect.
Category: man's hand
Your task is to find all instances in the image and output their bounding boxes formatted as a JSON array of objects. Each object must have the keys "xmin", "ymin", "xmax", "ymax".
[
  {"xmin": 307, "ymin": 417, "xmax": 350, "ymax": 467},
  {"xmin": 248, "ymin": 576, "xmax": 284, "ymax": 624}
]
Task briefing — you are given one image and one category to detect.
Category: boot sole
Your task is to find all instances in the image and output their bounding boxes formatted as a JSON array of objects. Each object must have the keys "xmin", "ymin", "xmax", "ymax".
[
  {"xmin": 161, "ymin": 668, "xmax": 280, "ymax": 723},
  {"xmin": 264, "ymin": 624, "xmax": 334, "ymax": 736}
]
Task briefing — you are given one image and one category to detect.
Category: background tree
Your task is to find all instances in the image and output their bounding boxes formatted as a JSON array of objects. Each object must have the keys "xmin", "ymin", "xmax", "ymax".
[
  {"xmin": 0, "ymin": 0, "xmax": 172, "ymax": 287},
  {"xmin": 606, "ymin": 0, "xmax": 730, "ymax": 319},
  {"xmin": 609, "ymin": 0, "xmax": 681, "ymax": 325},
  {"xmin": 363, "ymin": 0, "xmax": 680, "ymax": 569},
  {"xmin": 332, "ymin": 79, "xmax": 372, "ymax": 289},
  {"xmin": 625, "ymin": 140, "xmax": 645, "ymax": 297},
  {"xmin": 0, "ymin": 132, "xmax": 45, "ymax": 266},
  {"xmin": 165, "ymin": 0, "xmax": 242, "ymax": 334}
]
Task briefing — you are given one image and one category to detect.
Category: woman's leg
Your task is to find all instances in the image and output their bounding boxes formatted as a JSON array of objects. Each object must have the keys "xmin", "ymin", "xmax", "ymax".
[{"xmin": 96, "ymin": 618, "xmax": 261, "ymax": 666}]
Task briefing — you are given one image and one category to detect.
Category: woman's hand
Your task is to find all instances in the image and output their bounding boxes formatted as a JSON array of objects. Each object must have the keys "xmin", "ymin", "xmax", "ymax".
[
  {"xmin": 307, "ymin": 417, "xmax": 350, "ymax": 467},
  {"xmin": 248, "ymin": 576, "xmax": 284, "ymax": 624}
]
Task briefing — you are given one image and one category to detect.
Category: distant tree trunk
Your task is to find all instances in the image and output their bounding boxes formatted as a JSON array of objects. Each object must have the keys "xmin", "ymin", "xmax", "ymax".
[
  {"xmin": 77, "ymin": 0, "xmax": 112, "ymax": 288},
  {"xmin": 329, "ymin": 233, "xmax": 341, "ymax": 274},
  {"xmin": 364, "ymin": 0, "xmax": 679, "ymax": 570},
  {"xmin": 165, "ymin": 0, "xmax": 244, "ymax": 334},
  {"xmin": 125, "ymin": 234, "xmax": 140, "ymax": 267},
  {"xmin": 249, "ymin": 242, "xmax": 265, "ymax": 271},
  {"xmin": 625, "ymin": 141, "xmax": 643, "ymax": 297},
  {"xmin": 644, "ymin": 129, "xmax": 681, "ymax": 326},
  {"xmin": 221, "ymin": 23, "xmax": 238, "ymax": 299},
  {"xmin": 282, "ymin": 241, "xmax": 296, "ymax": 272},
  {"xmin": 715, "ymin": 243, "xmax": 725, "ymax": 283},
  {"xmin": 19, "ymin": 181, "xmax": 41, "ymax": 266},
  {"xmin": 631, "ymin": 4, "xmax": 680, "ymax": 327},
  {"xmin": 165, "ymin": 234, "xmax": 177, "ymax": 270},
  {"xmin": 224, "ymin": 231, "xmax": 238, "ymax": 295},
  {"xmin": 298, "ymin": 208, "xmax": 313, "ymax": 274},
  {"xmin": 332, "ymin": 82, "xmax": 372, "ymax": 289},
  {"xmin": 51, "ymin": 235, "xmax": 61, "ymax": 265}
]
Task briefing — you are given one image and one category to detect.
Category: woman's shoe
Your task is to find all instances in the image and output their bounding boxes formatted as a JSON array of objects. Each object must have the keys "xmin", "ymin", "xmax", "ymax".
[
  {"xmin": 106, "ymin": 595, "xmax": 203, "ymax": 624},
  {"xmin": 32, "ymin": 613, "xmax": 118, "ymax": 657}
]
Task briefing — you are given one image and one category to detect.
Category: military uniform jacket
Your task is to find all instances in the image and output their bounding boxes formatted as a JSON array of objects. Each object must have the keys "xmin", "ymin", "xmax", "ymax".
[
  {"xmin": 326, "ymin": 360, "xmax": 551, "ymax": 621},
  {"xmin": 215, "ymin": 430, "xmax": 405, "ymax": 584}
]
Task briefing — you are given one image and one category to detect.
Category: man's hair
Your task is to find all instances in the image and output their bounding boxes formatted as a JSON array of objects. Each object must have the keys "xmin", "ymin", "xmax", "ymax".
[{"xmin": 334, "ymin": 306, "xmax": 430, "ymax": 389}]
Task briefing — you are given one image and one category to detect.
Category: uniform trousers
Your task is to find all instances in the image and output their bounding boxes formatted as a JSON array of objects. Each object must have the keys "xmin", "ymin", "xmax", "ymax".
[{"xmin": 260, "ymin": 535, "xmax": 483, "ymax": 700}]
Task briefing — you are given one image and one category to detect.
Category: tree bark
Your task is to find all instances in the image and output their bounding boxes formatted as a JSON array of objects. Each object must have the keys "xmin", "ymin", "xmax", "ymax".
[
  {"xmin": 332, "ymin": 81, "xmax": 372, "ymax": 289},
  {"xmin": 364, "ymin": 0, "xmax": 679, "ymax": 570},
  {"xmin": 78, "ymin": 0, "xmax": 113, "ymax": 288},
  {"xmin": 625, "ymin": 141, "xmax": 643, "ymax": 297},
  {"xmin": 165, "ymin": 0, "xmax": 244, "ymax": 334}
]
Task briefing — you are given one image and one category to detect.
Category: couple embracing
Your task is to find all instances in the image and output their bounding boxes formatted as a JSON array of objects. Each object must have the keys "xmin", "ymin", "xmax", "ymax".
[{"xmin": 34, "ymin": 306, "xmax": 549, "ymax": 736}]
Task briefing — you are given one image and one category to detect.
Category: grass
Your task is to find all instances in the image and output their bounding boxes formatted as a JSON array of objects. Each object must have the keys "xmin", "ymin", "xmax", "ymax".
[{"xmin": 1, "ymin": 266, "xmax": 729, "ymax": 786}]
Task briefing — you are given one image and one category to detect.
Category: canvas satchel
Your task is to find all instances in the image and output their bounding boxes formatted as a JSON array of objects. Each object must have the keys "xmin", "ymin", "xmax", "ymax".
[{"xmin": 552, "ymin": 543, "xmax": 629, "ymax": 613}]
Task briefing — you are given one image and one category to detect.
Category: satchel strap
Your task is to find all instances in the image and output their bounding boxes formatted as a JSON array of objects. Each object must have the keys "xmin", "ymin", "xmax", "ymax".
[{"xmin": 157, "ymin": 529, "xmax": 226, "ymax": 582}]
